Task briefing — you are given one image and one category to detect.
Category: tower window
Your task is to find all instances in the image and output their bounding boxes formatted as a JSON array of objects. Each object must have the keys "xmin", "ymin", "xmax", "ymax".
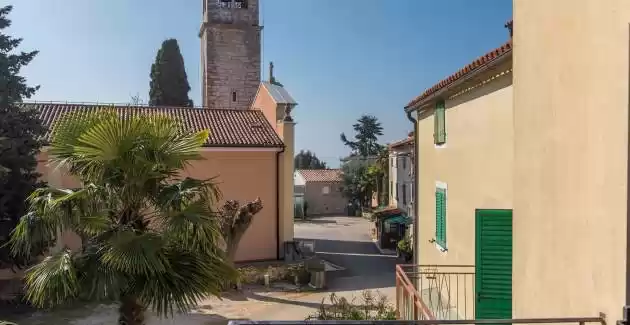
[
  {"xmin": 232, "ymin": 91, "xmax": 237, "ymax": 102},
  {"xmin": 235, "ymin": 0, "xmax": 248, "ymax": 9},
  {"xmin": 218, "ymin": 0, "xmax": 247, "ymax": 9}
]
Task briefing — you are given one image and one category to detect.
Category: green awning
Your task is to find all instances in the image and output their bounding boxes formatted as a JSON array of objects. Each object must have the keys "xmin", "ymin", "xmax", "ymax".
[{"xmin": 386, "ymin": 214, "xmax": 412, "ymax": 225}]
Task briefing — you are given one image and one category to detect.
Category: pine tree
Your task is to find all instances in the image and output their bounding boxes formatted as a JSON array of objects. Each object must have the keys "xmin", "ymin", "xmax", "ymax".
[
  {"xmin": 0, "ymin": 5, "xmax": 47, "ymax": 268},
  {"xmin": 149, "ymin": 39, "xmax": 193, "ymax": 107}
]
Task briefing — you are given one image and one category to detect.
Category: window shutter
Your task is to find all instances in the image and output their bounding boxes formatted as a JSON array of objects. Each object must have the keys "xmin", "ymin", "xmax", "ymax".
[
  {"xmin": 435, "ymin": 188, "xmax": 447, "ymax": 248},
  {"xmin": 434, "ymin": 100, "xmax": 446, "ymax": 145}
]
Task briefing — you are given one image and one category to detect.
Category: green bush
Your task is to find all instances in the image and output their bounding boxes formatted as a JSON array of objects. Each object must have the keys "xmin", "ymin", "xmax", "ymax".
[
  {"xmin": 307, "ymin": 291, "xmax": 396, "ymax": 320},
  {"xmin": 397, "ymin": 237, "xmax": 412, "ymax": 253}
]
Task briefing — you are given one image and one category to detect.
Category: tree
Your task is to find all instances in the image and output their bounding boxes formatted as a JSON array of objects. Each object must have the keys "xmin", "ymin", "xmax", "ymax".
[
  {"xmin": 294, "ymin": 150, "xmax": 327, "ymax": 170},
  {"xmin": 218, "ymin": 198, "xmax": 263, "ymax": 263},
  {"xmin": 374, "ymin": 147, "xmax": 389, "ymax": 206},
  {"xmin": 340, "ymin": 160, "xmax": 378, "ymax": 208},
  {"xmin": 0, "ymin": 5, "xmax": 47, "ymax": 269},
  {"xmin": 340, "ymin": 115, "xmax": 384, "ymax": 157},
  {"xmin": 149, "ymin": 39, "xmax": 193, "ymax": 107},
  {"xmin": 9, "ymin": 111, "xmax": 237, "ymax": 325}
]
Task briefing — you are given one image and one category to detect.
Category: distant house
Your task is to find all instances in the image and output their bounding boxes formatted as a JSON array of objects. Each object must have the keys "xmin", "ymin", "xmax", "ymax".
[
  {"xmin": 294, "ymin": 169, "xmax": 346, "ymax": 215},
  {"xmin": 388, "ymin": 132, "xmax": 414, "ymax": 217}
]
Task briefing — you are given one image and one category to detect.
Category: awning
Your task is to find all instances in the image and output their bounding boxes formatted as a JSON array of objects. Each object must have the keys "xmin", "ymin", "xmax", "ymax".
[{"xmin": 385, "ymin": 214, "xmax": 413, "ymax": 225}]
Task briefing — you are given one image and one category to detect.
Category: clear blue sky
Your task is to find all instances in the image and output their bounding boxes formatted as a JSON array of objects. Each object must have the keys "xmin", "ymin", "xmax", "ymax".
[{"xmin": 4, "ymin": 0, "xmax": 512, "ymax": 168}]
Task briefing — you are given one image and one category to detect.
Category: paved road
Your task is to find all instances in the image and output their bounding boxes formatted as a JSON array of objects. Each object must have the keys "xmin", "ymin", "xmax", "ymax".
[{"xmin": 294, "ymin": 215, "xmax": 398, "ymax": 291}]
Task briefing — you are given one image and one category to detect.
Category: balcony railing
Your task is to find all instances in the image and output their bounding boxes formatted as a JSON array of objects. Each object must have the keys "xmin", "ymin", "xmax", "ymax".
[
  {"xmin": 396, "ymin": 264, "xmax": 476, "ymax": 320},
  {"xmin": 395, "ymin": 264, "xmax": 606, "ymax": 325}
]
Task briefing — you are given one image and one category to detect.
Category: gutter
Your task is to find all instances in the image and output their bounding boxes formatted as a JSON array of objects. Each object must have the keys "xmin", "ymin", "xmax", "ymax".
[
  {"xmin": 276, "ymin": 146, "xmax": 285, "ymax": 260},
  {"xmin": 405, "ymin": 51, "xmax": 512, "ymax": 113},
  {"xmin": 406, "ymin": 110, "xmax": 419, "ymax": 269}
]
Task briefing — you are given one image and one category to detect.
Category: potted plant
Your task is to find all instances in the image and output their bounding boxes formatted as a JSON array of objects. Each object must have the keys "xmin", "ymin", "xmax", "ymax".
[{"xmin": 397, "ymin": 237, "xmax": 413, "ymax": 262}]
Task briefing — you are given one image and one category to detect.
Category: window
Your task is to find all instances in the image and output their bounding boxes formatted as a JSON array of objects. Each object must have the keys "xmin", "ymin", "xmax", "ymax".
[
  {"xmin": 402, "ymin": 184, "xmax": 407, "ymax": 205},
  {"xmin": 402, "ymin": 156, "xmax": 407, "ymax": 170},
  {"xmin": 390, "ymin": 181, "xmax": 393, "ymax": 199},
  {"xmin": 434, "ymin": 100, "xmax": 446, "ymax": 145},
  {"xmin": 218, "ymin": 0, "xmax": 248, "ymax": 9},
  {"xmin": 395, "ymin": 184, "xmax": 399, "ymax": 201},
  {"xmin": 322, "ymin": 186, "xmax": 330, "ymax": 195},
  {"xmin": 232, "ymin": 91, "xmax": 237, "ymax": 102},
  {"xmin": 435, "ymin": 184, "xmax": 447, "ymax": 250}
]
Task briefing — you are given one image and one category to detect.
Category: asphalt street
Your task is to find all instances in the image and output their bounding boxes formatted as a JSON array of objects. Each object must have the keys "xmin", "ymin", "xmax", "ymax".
[{"xmin": 294, "ymin": 215, "xmax": 398, "ymax": 291}]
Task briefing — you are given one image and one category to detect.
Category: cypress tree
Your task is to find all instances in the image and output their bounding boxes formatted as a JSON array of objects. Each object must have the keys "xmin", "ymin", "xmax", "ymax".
[
  {"xmin": 0, "ymin": 5, "xmax": 47, "ymax": 268},
  {"xmin": 149, "ymin": 38, "xmax": 193, "ymax": 107}
]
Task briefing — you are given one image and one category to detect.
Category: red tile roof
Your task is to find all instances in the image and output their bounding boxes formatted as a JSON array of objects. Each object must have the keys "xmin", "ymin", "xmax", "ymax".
[
  {"xmin": 21, "ymin": 102, "xmax": 284, "ymax": 148},
  {"xmin": 405, "ymin": 39, "xmax": 513, "ymax": 110},
  {"xmin": 297, "ymin": 169, "xmax": 343, "ymax": 183},
  {"xmin": 388, "ymin": 136, "xmax": 414, "ymax": 149}
]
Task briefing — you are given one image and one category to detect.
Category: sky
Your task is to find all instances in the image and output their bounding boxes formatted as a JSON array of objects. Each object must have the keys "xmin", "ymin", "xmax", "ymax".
[{"xmin": 4, "ymin": 0, "xmax": 512, "ymax": 168}]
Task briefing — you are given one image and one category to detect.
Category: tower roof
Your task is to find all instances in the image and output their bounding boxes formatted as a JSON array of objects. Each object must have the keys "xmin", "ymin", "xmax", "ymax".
[{"xmin": 260, "ymin": 81, "xmax": 297, "ymax": 105}]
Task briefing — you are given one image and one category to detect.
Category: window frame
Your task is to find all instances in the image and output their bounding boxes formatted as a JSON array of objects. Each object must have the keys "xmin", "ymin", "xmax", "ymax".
[{"xmin": 322, "ymin": 185, "xmax": 330, "ymax": 195}]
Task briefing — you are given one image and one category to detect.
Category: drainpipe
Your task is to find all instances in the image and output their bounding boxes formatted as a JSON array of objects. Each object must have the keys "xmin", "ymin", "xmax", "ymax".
[
  {"xmin": 406, "ymin": 110, "xmax": 419, "ymax": 268},
  {"xmin": 276, "ymin": 146, "xmax": 285, "ymax": 260}
]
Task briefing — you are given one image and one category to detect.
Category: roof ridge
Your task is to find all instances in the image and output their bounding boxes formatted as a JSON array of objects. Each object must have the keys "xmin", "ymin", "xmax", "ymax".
[{"xmin": 22, "ymin": 101, "xmax": 254, "ymax": 112}]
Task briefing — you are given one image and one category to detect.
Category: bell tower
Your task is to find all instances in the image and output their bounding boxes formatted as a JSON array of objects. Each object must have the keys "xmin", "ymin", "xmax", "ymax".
[{"xmin": 200, "ymin": 0, "xmax": 261, "ymax": 110}]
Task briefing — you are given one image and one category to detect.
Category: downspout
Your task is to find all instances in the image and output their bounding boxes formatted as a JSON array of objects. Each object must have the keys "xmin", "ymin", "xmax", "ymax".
[
  {"xmin": 276, "ymin": 146, "xmax": 285, "ymax": 260},
  {"xmin": 406, "ymin": 109, "xmax": 419, "ymax": 268}
]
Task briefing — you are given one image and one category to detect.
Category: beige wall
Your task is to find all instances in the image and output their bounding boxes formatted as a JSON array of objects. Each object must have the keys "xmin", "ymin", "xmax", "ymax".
[
  {"xmin": 415, "ymin": 67, "xmax": 513, "ymax": 267},
  {"xmin": 513, "ymin": 0, "xmax": 629, "ymax": 319},
  {"xmin": 36, "ymin": 149, "xmax": 280, "ymax": 263}
]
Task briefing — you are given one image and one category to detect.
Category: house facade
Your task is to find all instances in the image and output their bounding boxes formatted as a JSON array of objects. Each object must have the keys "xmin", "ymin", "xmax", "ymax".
[
  {"xmin": 399, "ymin": 1, "xmax": 630, "ymax": 322},
  {"xmin": 388, "ymin": 134, "xmax": 414, "ymax": 217},
  {"xmin": 294, "ymin": 169, "xmax": 346, "ymax": 216}
]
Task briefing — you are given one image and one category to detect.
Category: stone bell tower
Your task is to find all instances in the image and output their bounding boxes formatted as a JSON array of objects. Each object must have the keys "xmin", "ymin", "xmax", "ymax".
[{"xmin": 200, "ymin": 0, "xmax": 261, "ymax": 110}]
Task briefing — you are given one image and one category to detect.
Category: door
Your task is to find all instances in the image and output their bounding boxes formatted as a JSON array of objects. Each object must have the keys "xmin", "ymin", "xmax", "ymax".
[{"xmin": 475, "ymin": 209, "xmax": 512, "ymax": 320}]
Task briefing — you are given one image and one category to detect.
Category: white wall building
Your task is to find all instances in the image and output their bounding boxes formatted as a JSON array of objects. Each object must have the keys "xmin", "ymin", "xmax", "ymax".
[{"xmin": 388, "ymin": 134, "xmax": 414, "ymax": 217}]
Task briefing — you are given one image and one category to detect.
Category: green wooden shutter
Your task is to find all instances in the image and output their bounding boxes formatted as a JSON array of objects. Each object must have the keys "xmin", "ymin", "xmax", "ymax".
[
  {"xmin": 435, "ymin": 188, "xmax": 446, "ymax": 248},
  {"xmin": 434, "ymin": 100, "xmax": 446, "ymax": 145},
  {"xmin": 475, "ymin": 209, "xmax": 512, "ymax": 320}
]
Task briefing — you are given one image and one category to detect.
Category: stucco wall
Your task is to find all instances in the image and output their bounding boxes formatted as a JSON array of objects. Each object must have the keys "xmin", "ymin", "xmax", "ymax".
[
  {"xmin": 35, "ymin": 149, "xmax": 279, "ymax": 263},
  {"xmin": 415, "ymin": 71, "xmax": 513, "ymax": 267},
  {"xmin": 513, "ymin": 0, "xmax": 629, "ymax": 318},
  {"xmin": 304, "ymin": 182, "xmax": 346, "ymax": 215}
]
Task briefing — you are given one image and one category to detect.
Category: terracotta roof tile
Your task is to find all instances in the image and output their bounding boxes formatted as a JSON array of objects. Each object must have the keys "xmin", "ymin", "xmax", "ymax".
[
  {"xmin": 405, "ymin": 39, "xmax": 513, "ymax": 109},
  {"xmin": 21, "ymin": 102, "xmax": 284, "ymax": 148},
  {"xmin": 388, "ymin": 136, "xmax": 414, "ymax": 149},
  {"xmin": 297, "ymin": 169, "xmax": 343, "ymax": 183}
]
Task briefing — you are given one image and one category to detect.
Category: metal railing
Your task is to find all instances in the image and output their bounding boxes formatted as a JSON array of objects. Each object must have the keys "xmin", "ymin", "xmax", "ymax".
[
  {"xmin": 228, "ymin": 318, "xmax": 607, "ymax": 325},
  {"xmin": 395, "ymin": 264, "xmax": 607, "ymax": 325},
  {"xmin": 396, "ymin": 264, "xmax": 476, "ymax": 320}
]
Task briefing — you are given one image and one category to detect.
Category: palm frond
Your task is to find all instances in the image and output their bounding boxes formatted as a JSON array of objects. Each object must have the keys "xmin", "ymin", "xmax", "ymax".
[
  {"xmin": 23, "ymin": 249, "xmax": 80, "ymax": 308},
  {"xmin": 101, "ymin": 230, "xmax": 169, "ymax": 276},
  {"xmin": 75, "ymin": 245, "xmax": 128, "ymax": 301},
  {"xmin": 133, "ymin": 247, "xmax": 237, "ymax": 317}
]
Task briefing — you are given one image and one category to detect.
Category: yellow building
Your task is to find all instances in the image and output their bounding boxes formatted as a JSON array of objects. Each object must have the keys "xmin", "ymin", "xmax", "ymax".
[{"xmin": 397, "ymin": 1, "xmax": 630, "ymax": 322}]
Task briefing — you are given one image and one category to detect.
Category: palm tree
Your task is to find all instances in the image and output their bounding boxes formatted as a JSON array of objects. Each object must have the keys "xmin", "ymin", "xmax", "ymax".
[{"xmin": 9, "ymin": 110, "xmax": 237, "ymax": 325}]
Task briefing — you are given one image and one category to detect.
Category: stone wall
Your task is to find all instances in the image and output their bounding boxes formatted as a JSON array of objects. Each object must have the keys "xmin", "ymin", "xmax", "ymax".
[{"xmin": 201, "ymin": 0, "xmax": 261, "ymax": 110}]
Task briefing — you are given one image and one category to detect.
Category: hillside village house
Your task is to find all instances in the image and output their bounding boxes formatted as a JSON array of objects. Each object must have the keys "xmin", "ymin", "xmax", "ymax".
[
  {"xmin": 388, "ymin": 133, "xmax": 414, "ymax": 217},
  {"xmin": 294, "ymin": 169, "xmax": 345, "ymax": 216},
  {"xmin": 397, "ymin": 1, "xmax": 630, "ymax": 322},
  {"xmin": 7, "ymin": 0, "xmax": 297, "ymax": 266}
]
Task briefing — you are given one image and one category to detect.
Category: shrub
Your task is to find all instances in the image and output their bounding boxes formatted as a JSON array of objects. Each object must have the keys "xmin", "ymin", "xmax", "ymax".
[{"xmin": 307, "ymin": 291, "xmax": 396, "ymax": 320}]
